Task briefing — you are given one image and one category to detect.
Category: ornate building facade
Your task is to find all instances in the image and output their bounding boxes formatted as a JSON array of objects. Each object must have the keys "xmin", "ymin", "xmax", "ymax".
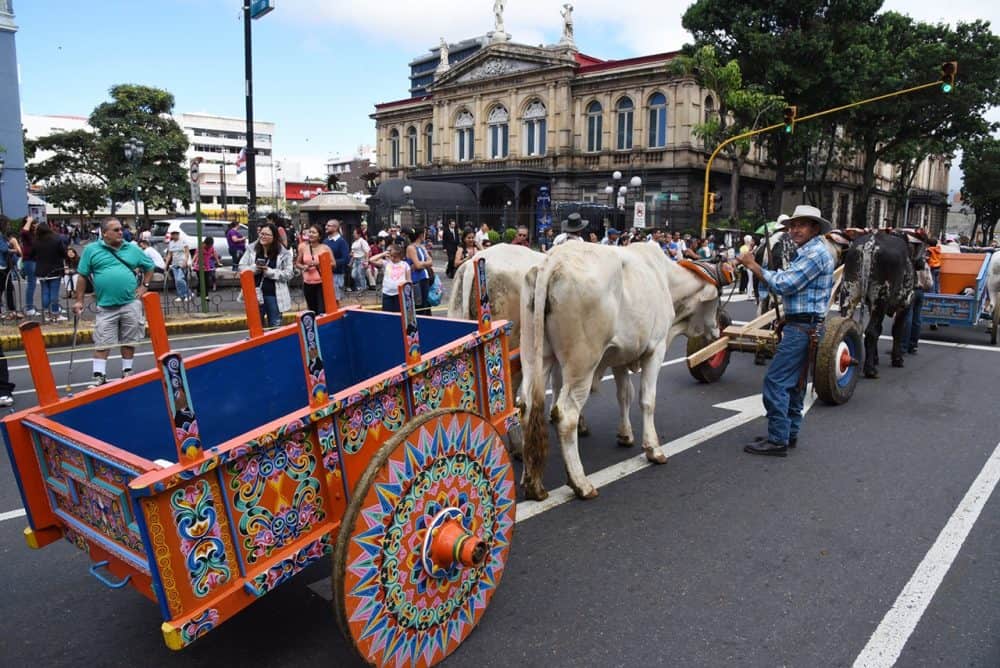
[{"xmin": 372, "ymin": 21, "xmax": 949, "ymax": 234}]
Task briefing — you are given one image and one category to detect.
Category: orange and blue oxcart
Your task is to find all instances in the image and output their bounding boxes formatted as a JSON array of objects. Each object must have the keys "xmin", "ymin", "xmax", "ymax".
[{"xmin": 3, "ymin": 258, "xmax": 518, "ymax": 667}]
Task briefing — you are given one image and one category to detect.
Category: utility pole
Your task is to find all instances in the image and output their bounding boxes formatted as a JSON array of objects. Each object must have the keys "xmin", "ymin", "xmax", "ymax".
[{"xmin": 243, "ymin": 0, "xmax": 258, "ymax": 239}]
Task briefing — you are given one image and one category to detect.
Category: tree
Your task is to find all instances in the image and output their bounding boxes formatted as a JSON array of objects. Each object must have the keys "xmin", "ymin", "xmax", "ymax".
[
  {"xmin": 25, "ymin": 129, "xmax": 110, "ymax": 220},
  {"xmin": 671, "ymin": 45, "xmax": 785, "ymax": 222},
  {"xmin": 960, "ymin": 135, "xmax": 1000, "ymax": 244},
  {"xmin": 89, "ymin": 84, "xmax": 191, "ymax": 219}
]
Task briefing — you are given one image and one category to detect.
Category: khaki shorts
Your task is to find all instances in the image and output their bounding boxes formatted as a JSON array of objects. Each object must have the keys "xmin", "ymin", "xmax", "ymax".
[{"xmin": 93, "ymin": 301, "xmax": 144, "ymax": 349}]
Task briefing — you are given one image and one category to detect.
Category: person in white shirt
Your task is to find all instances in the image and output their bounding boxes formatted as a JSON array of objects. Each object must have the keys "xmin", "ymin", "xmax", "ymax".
[
  {"xmin": 138, "ymin": 238, "xmax": 166, "ymax": 271},
  {"xmin": 164, "ymin": 230, "xmax": 192, "ymax": 302},
  {"xmin": 474, "ymin": 223, "xmax": 491, "ymax": 250},
  {"xmin": 349, "ymin": 227, "xmax": 371, "ymax": 291},
  {"xmin": 368, "ymin": 243, "xmax": 411, "ymax": 313}
]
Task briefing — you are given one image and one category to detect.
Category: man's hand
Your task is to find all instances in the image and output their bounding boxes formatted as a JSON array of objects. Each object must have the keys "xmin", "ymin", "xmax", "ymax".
[
  {"xmin": 72, "ymin": 300, "xmax": 84, "ymax": 315},
  {"xmin": 737, "ymin": 251, "xmax": 758, "ymax": 270}
]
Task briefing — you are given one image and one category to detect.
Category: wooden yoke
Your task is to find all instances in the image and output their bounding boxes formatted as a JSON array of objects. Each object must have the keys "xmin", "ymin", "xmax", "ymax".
[
  {"xmin": 239, "ymin": 269, "xmax": 264, "ymax": 338},
  {"xmin": 474, "ymin": 257, "xmax": 492, "ymax": 333},
  {"xmin": 399, "ymin": 282, "xmax": 421, "ymax": 365},
  {"xmin": 296, "ymin": 311, "xmax": 329, "ymax": 407},
  {"xmin": 141, "ymin": 291, "xmax": 170, "ymax": 359},
  {"xmin": 319, "ymin": 252, "xmax": 339, "ymax": 314},
  {"xmin": 158, "ymin": 352, "xmax": 204, "ymax": 464},
  {"xmin": 20, "ymin": 322, "xmax": 59, "ymax": 406}
]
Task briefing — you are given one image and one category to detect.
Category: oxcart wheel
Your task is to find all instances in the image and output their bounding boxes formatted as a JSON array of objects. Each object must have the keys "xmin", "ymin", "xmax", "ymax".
[
  {"xmin": 332, "ymin": 408, "xmax": 516, "ymax": 667},
  {"xmin": 814, "ymin": 316, "xmax": 863, "ymax": 405},
  {"xmin": 687, "ymin": 310, "xmax": 733, "ymax": 383}
]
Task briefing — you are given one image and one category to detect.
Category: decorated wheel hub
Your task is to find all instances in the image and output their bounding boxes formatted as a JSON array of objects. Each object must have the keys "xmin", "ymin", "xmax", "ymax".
[
  {"xmin": 835, "ymin": 340, "xmax": 855, "ymax": 383},
  {"xmin": 335, "ymin": 410, "xmax": 515, "ymax": 667}
]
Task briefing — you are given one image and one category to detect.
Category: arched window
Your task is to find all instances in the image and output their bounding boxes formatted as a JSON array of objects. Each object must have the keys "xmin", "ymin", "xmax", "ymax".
[
  {"xmin": 522, "ymin": 100, "xmax": 547, "ymax": 156},
  {"xmin": 704, "ymin": 95, "xmax": 715, "ymax": 124},
  {"xmin": 406, "ymin": 126, "xmax": 418, "ymax": 167},
  {"xmin": 616, "ymin": 97, "xmax": 634, "ymax": 150},
  {"xmin": 488, "ymin": 105, "xmax": 509, "ymax": 159},
  {"xmin": 389, "ymin": 129, "xmax": 400, "ymax": 168},
  {"xmin": 455, "ymin": 110, "xmax": 474, "ymax": 162},
  {"xmin": 586, "ymin": 101, "xmax": 602, "ymax": 152},
  {"xmin": 647, "ymin": 92, "xmax": 667, "ymax": 148},
  {"xmin": 424, "ymin": 123, "xmax": 434, "ymax": 163}
]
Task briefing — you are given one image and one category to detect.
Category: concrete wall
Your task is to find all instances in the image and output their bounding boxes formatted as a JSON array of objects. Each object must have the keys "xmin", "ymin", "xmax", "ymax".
[{"xmin": 0, "ymin": 9, "xmax": 27, "ymax": 219}]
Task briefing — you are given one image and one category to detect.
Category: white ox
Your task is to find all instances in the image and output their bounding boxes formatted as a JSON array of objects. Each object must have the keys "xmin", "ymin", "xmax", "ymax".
[
  {"xmin": 988, "ymin": 250, "xmax": 1000, "ymax": 334},
  {"xmin": 520, "ymin": 241, "xmax": 724, "ymax": 501}
]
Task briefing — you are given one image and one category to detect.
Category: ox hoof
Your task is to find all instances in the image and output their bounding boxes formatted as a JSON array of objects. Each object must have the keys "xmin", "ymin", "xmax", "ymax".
[
  {"xmin": 570, "ymin": 483, "xmax": 599, "ymax": 500},
  {"xmin": 645, "ymin": 451, "xmax": 669, "ymax": 465},
  {"xmin": 523, "ymin": 484, "xmax": 549, "ymax": 502},
  {"xmin": 577, "ymin": 425, "xmax": 591, "ymax": 437},
  {"xmin": 863, "ymin": 369, "xmax": 879, "ymax": 379},
  {"xmin": 891, "ymin": 358, "xmax": 904, "ymax": 368},
  {"xmin": 616, "ymin": 436, "xmax": 635, "ymax": 448}
]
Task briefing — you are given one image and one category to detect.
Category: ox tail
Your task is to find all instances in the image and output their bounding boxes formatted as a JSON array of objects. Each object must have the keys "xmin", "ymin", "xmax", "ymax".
[{"xmin": 521, "ymin": 262, "xmax": 552, "ymax": 500}]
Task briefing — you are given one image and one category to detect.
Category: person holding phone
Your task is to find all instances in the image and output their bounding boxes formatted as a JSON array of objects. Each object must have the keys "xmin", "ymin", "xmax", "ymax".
[{"xmin": 240, "ymin": 222, "xmax": 293, "ymax": 327}]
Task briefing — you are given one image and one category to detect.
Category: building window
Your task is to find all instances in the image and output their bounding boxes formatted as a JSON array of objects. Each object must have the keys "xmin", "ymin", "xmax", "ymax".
[
  {"xmin": 586, "ymin": 101, "xmax": 603, "ymax": 152},
  {"xmin": 616, "ymin": 97, "xmax": 634, "ymax": 150},
  {"xmin": 424, "ymin": 123, "xmax": 434, "ymax": 163},
  {"xmin": 704, "ymin": 95, "xmax": 715, "ymax": 124},
  {"xmin": 455, "ymin": 110, "xmax": 474, "ymax": 162},
  {"xmin": 648, "ymin": 93, "xmax": 667, "ymax": 148},
  {"xmin": 407, "ymin": 126, "xmax": 418, "ymax": 167},
  {"xmin": 389, "ymin": 129, "xmax": 400, "ymax": 168},
  {"xmin": 488, "ymin": 105, "xmax": 509, "ymax": 159},
  {"xmin": 522, "ymin": 100, "xmax": 547, "ymax": 156}
]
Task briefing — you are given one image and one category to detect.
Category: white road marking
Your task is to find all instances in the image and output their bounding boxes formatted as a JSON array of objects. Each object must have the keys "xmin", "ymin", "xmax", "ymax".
[
  {"xmin": 10, "ymin": 341, "xmax": 236, "ymax": 371},
  {"xmin": 853, "ymin": 439, "xmax": 1000, "ymax": 668},
  {"xmin": 0, "ymin": 508, "xmax": 26, "ymax": 522}
]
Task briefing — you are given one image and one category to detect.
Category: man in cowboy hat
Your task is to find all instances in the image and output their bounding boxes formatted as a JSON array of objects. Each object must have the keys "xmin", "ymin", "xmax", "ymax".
[
  {"xmin": 736, "ymin": 204, "xmax": 836, "ymax": 457},
  {"xmin": 550, "ymin": 212, "xmax": 588, "ymax": 250}
]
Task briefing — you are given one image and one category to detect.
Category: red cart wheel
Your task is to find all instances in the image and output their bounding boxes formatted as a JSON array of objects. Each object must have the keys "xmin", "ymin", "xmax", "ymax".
[
  {"xmin": 332, "ymin": 408, "xmax": 516, "ymax": 667},
  {"xmin": 687, "ymin": 310, "xmax": 733, "ymax": 383}
]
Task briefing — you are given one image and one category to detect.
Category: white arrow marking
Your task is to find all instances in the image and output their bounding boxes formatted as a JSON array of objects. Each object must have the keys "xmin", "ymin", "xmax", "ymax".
[{"xmin": 515, "ymin": 386, "xmax": 816, "ymax": 522}]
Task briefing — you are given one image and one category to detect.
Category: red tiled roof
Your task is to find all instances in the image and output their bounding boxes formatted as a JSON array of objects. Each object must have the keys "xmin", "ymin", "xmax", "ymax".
[
  {"xmin": 578, "ymin": 51, "xmax": 679, "ymax": 74},
  {"xmin": 375, "ymin": 95, "xmax": 434, "ymax": 110},
  {"xmin": 574, "ymin": 53, "xmax": 605, "ymax": 66}
]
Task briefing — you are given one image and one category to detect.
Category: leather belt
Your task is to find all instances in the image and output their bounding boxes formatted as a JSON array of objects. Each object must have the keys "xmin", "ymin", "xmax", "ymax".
[{"xmin": 784, "ymin": 313, "xmax": 825, "ymax": 324}]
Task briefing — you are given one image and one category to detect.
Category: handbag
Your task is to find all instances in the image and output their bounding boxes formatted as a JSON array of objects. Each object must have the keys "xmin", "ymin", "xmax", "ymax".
[{"xmin": 427, "ymin": 275, "xmax": 443, "ymax": 307}]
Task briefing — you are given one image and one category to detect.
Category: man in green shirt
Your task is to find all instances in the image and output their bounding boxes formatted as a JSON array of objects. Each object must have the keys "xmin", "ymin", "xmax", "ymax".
[{"xmin": 73, "ymin": 218, "xmax": 154, "ymax": 386}]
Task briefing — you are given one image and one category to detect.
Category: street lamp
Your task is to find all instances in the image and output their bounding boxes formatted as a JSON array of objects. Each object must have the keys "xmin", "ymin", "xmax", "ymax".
[
  {"xmin": 123, "ymin": 138, "xmax": 144, "ymax": 230},
  {"xmin": 401, "ymin": 184, "xmax": 415, "ymax": 229},
  {"xmin": 629, "ymin": 176, "xmax": 643, "ymax": 228}
]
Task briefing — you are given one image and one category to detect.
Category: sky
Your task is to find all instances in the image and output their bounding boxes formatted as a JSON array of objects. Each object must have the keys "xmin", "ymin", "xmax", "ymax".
[{"xmin": 12, "ymin": 0, "xmax": 999, "ymax": 187}]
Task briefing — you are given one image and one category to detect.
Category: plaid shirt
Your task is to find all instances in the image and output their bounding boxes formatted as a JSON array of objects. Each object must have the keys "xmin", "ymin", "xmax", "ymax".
[{"xmin": 760, "ymin": 235, "xmax": 835, "ymax": 315}]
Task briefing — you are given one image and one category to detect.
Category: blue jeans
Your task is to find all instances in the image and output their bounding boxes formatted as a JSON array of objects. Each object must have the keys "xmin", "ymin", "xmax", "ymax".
[
  {"xmin": 351, "ymin": 259, "xmax": 368, "ymax": 291},
  {"xmin": 902, "ymin": 288, "xmax": 924, "ymax": 350},
  {"xmin": 763, "ymin": 322, "xmax": 817, "ymax": 445},
  {"xmin": 334, "ymin": 273, "xmax": 345, "ymax": 301},
  {"xmin": 171, "ymin": 266, "xmax": 190, "ymax": 299},
  {"xmin": 930, "ymin": 267, "xmax": 941, "ymax": 293},
  {"xmin": 22, "ymin": 260, "xmax": 37, "ymax": 311},
  {"xmin": 40, "ymin": 277, "xmax": 62, "ymax": 314},
  {"xmin": 259, "ymin": 295, "xmax": 281, "ymax": 327}
]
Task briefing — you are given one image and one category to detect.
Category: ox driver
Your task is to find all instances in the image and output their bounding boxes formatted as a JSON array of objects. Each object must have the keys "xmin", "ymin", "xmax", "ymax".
[{"xmin": 736, "ymin": 204, "xmax": 836, "ymax": 457}]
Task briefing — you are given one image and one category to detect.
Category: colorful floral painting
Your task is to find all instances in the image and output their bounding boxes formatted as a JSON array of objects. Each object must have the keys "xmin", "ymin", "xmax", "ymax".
[{"xmin": 170, "ymin": 479, "xmax": 231, "ymax": 597}]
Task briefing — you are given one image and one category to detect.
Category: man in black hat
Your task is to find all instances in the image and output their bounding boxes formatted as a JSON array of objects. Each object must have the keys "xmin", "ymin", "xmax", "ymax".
[
  {"xmin": 736, "ymin": 204, "xmax": 835, "ymax": 457},
  {"xmin": 550, "ymin": 212, "xmax": 587, "ymax": 250}
]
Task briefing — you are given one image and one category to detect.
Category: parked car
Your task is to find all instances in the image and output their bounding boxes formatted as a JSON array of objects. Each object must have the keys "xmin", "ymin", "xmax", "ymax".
[{"xmin": 149, "ymin": 219, "xmax": 247, "ymax": 267}]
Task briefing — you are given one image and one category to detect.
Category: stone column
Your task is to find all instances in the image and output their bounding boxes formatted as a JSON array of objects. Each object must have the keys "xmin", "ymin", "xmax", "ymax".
[{"xmin": 0, "ymin": 3, "xmax": 27, "ymax": 218}]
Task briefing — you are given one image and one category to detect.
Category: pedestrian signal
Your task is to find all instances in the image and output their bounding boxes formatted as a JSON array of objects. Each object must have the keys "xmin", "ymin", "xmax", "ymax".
[
  {"xmin": 940, "ymin": 61, "xmax": 957, "ymax": 93},
  {"xmin": 783, "ymin": 106, "xmax": 798, "ymax": 134},
  {"xmin": 708, "ymin": 192, "xmax": 718, "ymax": 214}
]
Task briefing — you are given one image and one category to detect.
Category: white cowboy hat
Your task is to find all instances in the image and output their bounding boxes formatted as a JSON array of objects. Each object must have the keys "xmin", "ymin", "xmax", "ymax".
[{"xmin": 781, "ymin": 205, "xmax": 832, "ymax": 234}]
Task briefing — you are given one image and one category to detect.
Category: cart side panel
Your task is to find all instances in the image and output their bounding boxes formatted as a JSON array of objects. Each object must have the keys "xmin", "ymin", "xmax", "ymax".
[
  {"xmin": 921, "ymin": 294, "xmax": 977, "ymax": 325},
  {"xmin": 409, "ymin": 350, "xmax": 481, "ymax": 417},
  {"xmin": 481, "ymin": 334, "xmax": 514, "ymax": 425},
  {"xmin": 336, "ymin": 379, "xmax": 410, "ymax": 494}
]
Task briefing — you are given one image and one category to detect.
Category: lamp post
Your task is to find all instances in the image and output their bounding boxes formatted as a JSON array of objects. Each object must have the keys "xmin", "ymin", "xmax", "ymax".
[
  {"xmin": 503, "ymin": 199, "xmax": 512, "ymax": 232},
  {"xmin": 629, "ymin": 175, "xmax": 643, "ymax": 228},
  {"xmin": 606, "ymin": 170, "xmax": 622, "ymax": 232},
  {"xmin": 401, "ymin": 184, "xmax": 415, "ymax": 230},
  {"xmin": 0, "ymin": 155, "xmax": 5, "ymax": 217},
  {"xmin": 123, "ymin": 138, "xmax": 144, "ymax": 231}
]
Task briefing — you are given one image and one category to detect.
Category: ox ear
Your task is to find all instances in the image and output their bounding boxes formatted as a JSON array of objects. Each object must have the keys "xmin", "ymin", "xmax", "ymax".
[{"xmin": 844, "ymin": 228, "xmax": 867, "ymax": 241}]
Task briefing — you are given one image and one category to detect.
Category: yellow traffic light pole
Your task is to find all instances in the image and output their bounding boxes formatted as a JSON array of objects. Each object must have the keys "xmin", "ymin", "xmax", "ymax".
[{"xmin": 700, "ymin": 76, "xmax": 951, "ymax": 237}]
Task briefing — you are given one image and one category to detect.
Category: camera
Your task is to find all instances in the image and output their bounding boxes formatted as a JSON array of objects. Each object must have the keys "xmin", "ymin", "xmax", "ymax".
[{"xmin": 255, "ymin": 258, "xmax": 267, "ymax": 267}]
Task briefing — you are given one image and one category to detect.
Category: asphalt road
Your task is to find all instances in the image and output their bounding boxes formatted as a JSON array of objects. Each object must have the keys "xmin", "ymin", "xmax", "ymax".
[{"xmin": 2, "ymin": 299, "xmax": 998, "ymax": 667}]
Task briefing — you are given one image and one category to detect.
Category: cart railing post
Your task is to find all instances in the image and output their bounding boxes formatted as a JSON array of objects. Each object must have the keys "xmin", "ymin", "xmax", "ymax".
[
  {"xmin": 319, "ymin": 252, "xmax": 339, "ymax": 314},
  {"xmin": 142, "ymin": 291, "xmax": 170, "ymax": 359},
  {"xmin": 399, "ymin": 281, "xmax": 421, "ymax": 365},
  {"xmin": 296, "ymin": 310, "xmax": 329, "ymax": 407},
  {"xmin": 158, "ymin": 352, "xmax": 203, "ymax": 464},
  {"xmin": 239, "ymin": 269, "xmax": 265, "ymax": 338},
  {"xmin": 20, "ymin": 322, "xmax": 59, "ymax": 406},
  {"xmin": 474, "ymin": 257, "xmax": 492, "ymax": 333}
]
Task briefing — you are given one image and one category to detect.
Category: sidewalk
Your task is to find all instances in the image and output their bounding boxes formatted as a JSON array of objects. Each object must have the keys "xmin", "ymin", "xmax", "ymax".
[{"xmin": 2, "ymin": 253, "xmax": 456, "ymax": 350}]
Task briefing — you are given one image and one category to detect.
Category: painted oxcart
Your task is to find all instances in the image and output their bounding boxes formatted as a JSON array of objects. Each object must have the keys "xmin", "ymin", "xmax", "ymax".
[{"xmin": 3, "ymin": 258, "xmax": 517, "ymax": 667}]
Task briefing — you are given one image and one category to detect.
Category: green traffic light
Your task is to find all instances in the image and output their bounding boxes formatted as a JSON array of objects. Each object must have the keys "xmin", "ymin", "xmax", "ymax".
[
  {"xmin": 784, "ymin": 125, "xmax": 793, "ymax": 133},
  {"xmin": 942, "ymin": 82, "xmax": 953, "ymax": 93}
]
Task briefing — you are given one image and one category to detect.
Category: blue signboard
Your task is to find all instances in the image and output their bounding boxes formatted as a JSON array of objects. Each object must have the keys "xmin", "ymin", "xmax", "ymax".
[
  {"xmin": 535, "ymin": 186, "xmax": 553, "ymax": 236},
  {"xmin": 250, "ymin": 0, "xmax": 274, "ymax": 19}
]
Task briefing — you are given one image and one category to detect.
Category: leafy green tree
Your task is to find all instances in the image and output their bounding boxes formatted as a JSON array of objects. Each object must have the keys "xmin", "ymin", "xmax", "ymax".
[
  {"xmin": 25, "ymin": 129, "xmax": 110, "ymax": 220},
  {"xmin": 960, "ymin": 136, "xmax": 1000, "ymax": 244},
  {"xmin": 89, "ymin": 84, "xmax": 190, "ymax": 219},
  {"xmin": 671, "ymin": 45, "xmax": 785, "ymax": 222}
]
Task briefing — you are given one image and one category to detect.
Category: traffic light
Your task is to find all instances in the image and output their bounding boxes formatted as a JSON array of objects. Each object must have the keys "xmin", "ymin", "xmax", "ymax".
[
  {"xmin": 708, "ymin": 192, "xmax": 718, "ymax": 214},
  {"xmin": 940, "ymin": 61, "xmax": 957, "ymax": 93},
  {"xmin": 783, "ymin": 105, "xmax": 798, "ymax": 134}
]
